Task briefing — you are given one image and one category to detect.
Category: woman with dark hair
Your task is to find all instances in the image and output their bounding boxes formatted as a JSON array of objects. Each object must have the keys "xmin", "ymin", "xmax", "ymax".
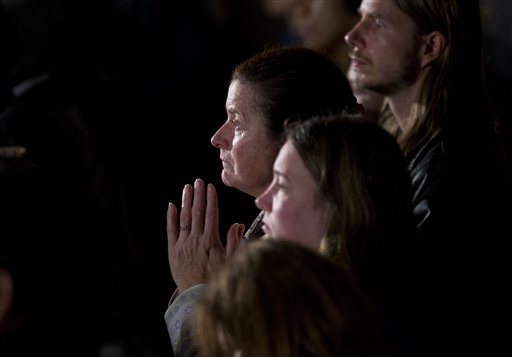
[
  {"xmin": 256, "ymin": 113, "xmax": 426, "ymax": 357},
  {"xmin": 165, "ymin": 46, "xmax": 360, "ymax": 356}
]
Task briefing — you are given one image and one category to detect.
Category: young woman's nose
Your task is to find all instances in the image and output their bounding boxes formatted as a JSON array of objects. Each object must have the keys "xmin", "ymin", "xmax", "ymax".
[{"xmin": 255, "ymin": 185, "xmax": 273, "ymax": 212}]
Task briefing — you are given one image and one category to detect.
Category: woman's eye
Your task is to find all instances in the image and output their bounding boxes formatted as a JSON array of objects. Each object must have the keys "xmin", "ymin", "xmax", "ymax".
[
  {"xmin": 229, "ymin": 120, "xmax": 240, "ymax": 131},
  {"xmin": 276, "ymin": 181, "xmax": 287, "ymax": 191}
]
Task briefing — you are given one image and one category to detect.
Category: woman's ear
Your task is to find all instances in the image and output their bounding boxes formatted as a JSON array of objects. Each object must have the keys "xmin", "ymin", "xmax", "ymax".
[
  {"xmin": 420, "ymin": 30, "xmax": 446, "ymax": 68},
  {"xmin": 0, "ymin": 267, "xmax": 14, "ymax": 326}
]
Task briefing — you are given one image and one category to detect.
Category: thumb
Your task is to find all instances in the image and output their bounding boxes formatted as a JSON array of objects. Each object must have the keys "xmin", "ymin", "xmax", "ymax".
[{"xmin": 226, "ymin": 223, "xmax": 245, "ymax": 257}]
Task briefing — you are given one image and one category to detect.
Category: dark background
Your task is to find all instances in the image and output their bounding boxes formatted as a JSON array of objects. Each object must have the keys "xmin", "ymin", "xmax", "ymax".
[{"xmin": 0, "ymin": 0, "xmax": 509, "ymax": 356}]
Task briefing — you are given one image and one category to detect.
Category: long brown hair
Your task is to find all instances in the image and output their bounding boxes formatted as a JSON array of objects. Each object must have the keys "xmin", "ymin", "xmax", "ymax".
[
  {"xmin": 385, "ymin": 0, "xmax": 493, "ymax": 156},
  {"xmin": 287, "ymin": 114, "xmax": 416, "ymax": 278}
]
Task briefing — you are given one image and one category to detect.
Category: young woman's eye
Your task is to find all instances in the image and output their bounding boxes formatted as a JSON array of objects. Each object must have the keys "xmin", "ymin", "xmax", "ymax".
[
  {"xmin": 276, "ymin": 180, "xmax": 287, "ymax": 191},
  {"xmin": 374, "ymin": 18, "xmax": 384, "ymax": 28}
]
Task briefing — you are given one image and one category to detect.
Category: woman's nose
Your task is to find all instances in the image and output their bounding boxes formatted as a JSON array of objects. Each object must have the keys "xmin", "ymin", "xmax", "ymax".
[
  {"xmin": 255, "ymin": 185, "xmax": 272, "ymax": 212},
  {"xmin": 211, "ymin": 122, "xmax": 230, "ymax": 149}
]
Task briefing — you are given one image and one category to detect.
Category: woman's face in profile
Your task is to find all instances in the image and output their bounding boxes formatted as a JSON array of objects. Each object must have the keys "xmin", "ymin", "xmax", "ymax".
[
  {"xmin": 256, "ymin": 140, "xmax": 327, "ymax": 250},
  {"xmin": 210, "ymin": 80, "xmax": 281, "ymax": 198}
]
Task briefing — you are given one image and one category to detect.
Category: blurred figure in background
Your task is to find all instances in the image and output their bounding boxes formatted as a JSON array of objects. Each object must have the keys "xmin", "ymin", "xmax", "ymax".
[
  {"xmin": 0, "ymin": 3, "xmax": 112, "ymax": 356},
  {"xmin": 481, "ymin": 0, "xmax": 512, "ymax": 166},
  {"xmin": 263, "ymin": 0, "xmax": 384, "ymax": 120},
  {"xmin": 288, "ymin": 0, "xmax": 359, "ymax": 72}
]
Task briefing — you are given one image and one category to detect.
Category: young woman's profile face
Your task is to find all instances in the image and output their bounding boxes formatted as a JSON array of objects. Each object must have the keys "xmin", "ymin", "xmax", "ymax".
[{"xmin": 256, "ymin": 140, "xmax": 327, "ymax": 249}]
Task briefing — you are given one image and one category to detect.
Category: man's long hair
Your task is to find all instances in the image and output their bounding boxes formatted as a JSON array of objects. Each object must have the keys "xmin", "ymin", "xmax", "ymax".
[{"xmin": 386, "ymin": 0, "xmax": 493, "ymax": 156}]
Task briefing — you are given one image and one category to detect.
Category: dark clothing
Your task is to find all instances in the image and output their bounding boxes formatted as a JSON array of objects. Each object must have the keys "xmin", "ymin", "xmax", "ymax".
[
  {"xmin": 405, "ymin": 127, "xmax": 512, "ymax": 356},
  {"xmin": 0, "ymin": 161, "xmax": 108, "ymax": 357},
  {"xmin": 0, "ymin": 71, "xmax": 112, "ymax": 356}
]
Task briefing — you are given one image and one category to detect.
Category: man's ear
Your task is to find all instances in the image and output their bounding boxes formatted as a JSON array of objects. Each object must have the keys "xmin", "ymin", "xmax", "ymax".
[
  {"xmin": 419, "ymin": 30, "xmax": 446, "ymax": 68},
  {"xmin": 0, "ymin": 267, "xmax": 14, "ymax": 326}
]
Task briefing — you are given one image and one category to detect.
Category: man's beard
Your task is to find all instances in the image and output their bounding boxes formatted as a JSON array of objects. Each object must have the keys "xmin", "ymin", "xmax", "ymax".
[{"xmin": 348, "ymin": 42, "xmax": 421, "ymax": 97}]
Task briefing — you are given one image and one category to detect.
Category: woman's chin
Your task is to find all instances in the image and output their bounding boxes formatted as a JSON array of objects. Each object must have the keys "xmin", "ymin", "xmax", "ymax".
[{"xmin": 220, "ymin": 171, "xmax": 234, "ymax": 187}]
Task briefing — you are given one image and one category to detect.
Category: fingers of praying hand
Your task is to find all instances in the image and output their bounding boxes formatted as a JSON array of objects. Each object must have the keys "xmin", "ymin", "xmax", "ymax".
[{"xmin": 167, "ymin": 178, "xmax": 245, "ymax": 293}]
